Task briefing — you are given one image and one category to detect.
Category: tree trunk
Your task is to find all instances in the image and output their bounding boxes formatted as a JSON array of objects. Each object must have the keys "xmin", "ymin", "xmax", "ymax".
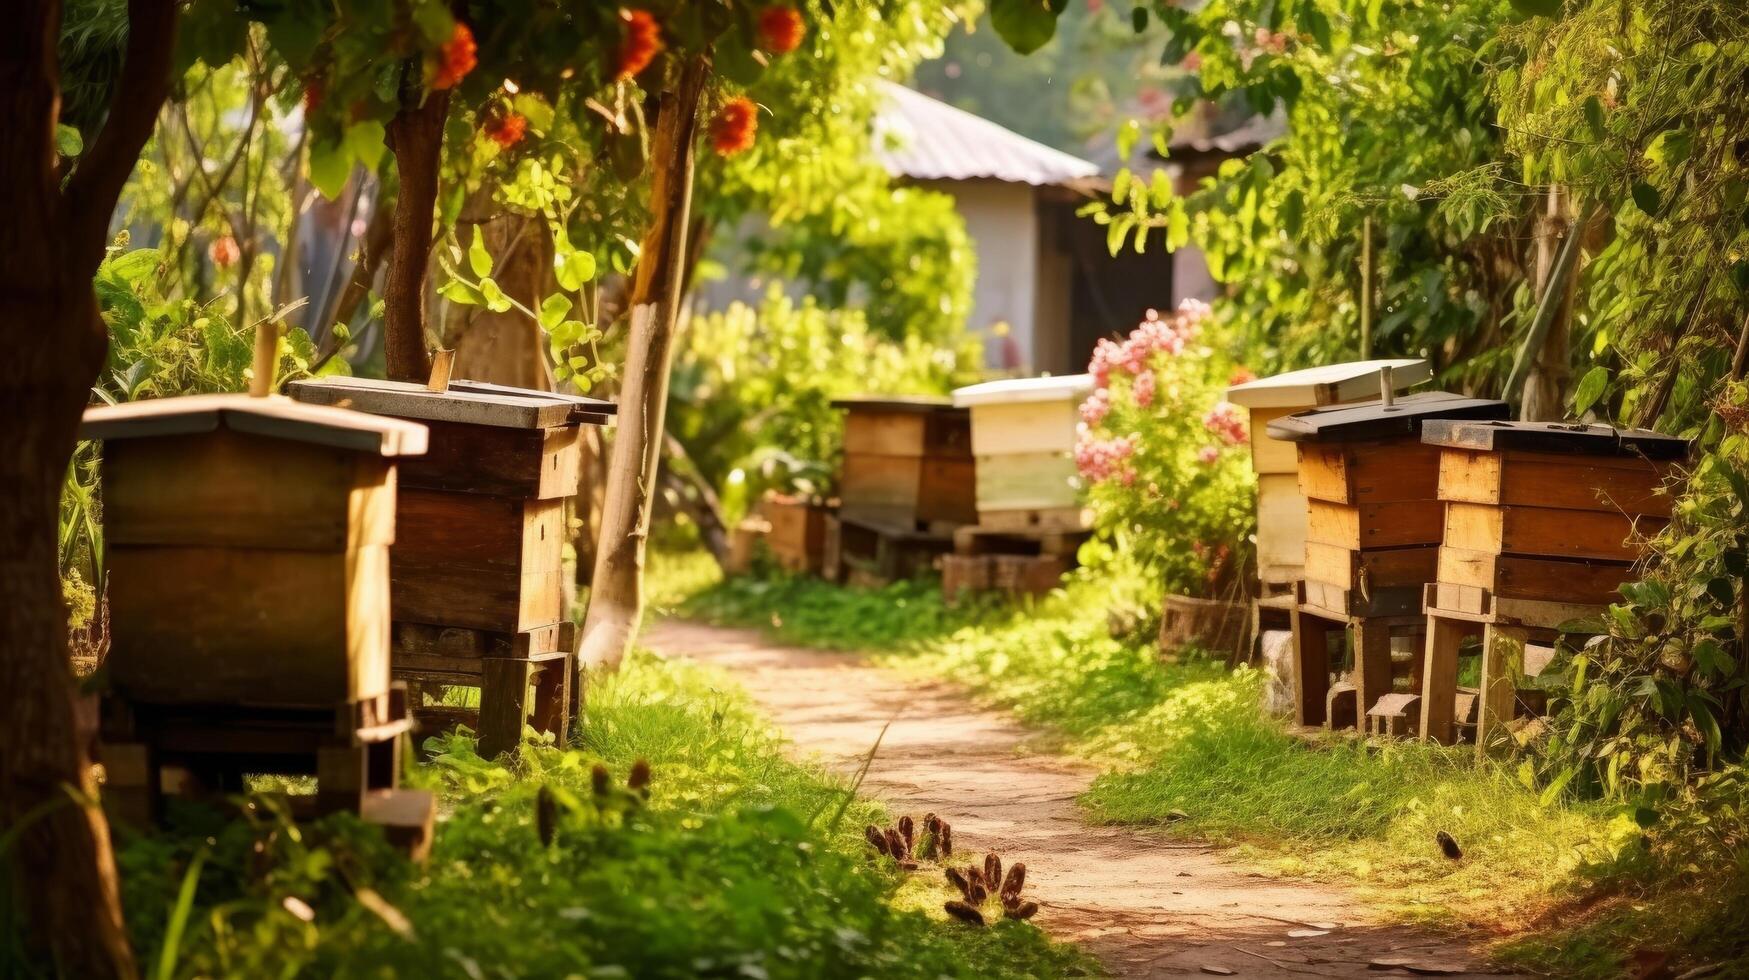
[
  {"xmin": 577, "ymin": 57, "xmax": 709, "ymax": 676},
  {"xmin": 2, "ymin": 1, "xmax": 177, "ymax": 974},
  {"xmin": 443, "ymin": 189, "xmax": 555, "ymax": 389},
  {"xmin": 662, "ymin": 432, "xmax": 731, "ymax": 569},
  {"xmin": 1520, "ymin": 186, "xmax": 1576, "ymax": 421},
  {"xmin": 383, "ymin": 75, "xmax": 450, "ymax": 382}
]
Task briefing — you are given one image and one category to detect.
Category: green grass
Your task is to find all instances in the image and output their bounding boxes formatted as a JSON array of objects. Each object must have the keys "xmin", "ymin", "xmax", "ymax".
[
  {"xmin": 92, "ymin": 651, "xmax": 1094, "ymax": 979},
  {"xmin": 669, "ymin": 554, "xmax": 1749, "ymax": 977}
]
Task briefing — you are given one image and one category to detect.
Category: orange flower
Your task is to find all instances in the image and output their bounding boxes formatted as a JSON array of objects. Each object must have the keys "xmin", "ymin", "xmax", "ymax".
[
  {"xmin": 757, "ymin": 5, "xmax": 805, "ymax": 54},
  {"xmin": 710, "ymin": 96, "xmax": 758, "ymax": 155},
  {"xmin": 209, "ymin": 236, "xmax": 240, "ymax": 268},
  {"xmin": 432, "ymin": 22, "xmax": 477, "ymax": 90},
  {"xmin": 484, "ymin": 111, "xmax": 528, "ymax": 149},
  {"xmin": 616, "ymin": 9, "xmax": 663, "ymax": 79}
]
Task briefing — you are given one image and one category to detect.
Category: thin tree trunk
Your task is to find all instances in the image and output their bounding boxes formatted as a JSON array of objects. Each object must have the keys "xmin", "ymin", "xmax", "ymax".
[
  {"xmin": 2, "ymin": 0, "xmax": 177, "ymax": 975},
  {"xmin": 578, "ymin": 57, "xmax": 709, "ymax": 676},
  {"xmin": 662, "ymin": 432, "xmax": 731, "ymax": 568},
  {"xmin": 383, "ymin": 72, "xmax": 449, "ymax": 382},
  {"xmin": 1520, "ymin": 186, "xmax": 1576, "ymax": 421}
]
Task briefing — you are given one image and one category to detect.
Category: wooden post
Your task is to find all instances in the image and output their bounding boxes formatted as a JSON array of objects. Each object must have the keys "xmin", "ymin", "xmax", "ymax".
[
  {"xmin": 1359, "ymin": 215, "xmax": 1373, "ymax": 358},
  {"xmin": 1418, "ymin": 614, "xmax": 1474, "ymax": 745},
  {"xmin": 1519, "ymin": 187, "xmax": 1576, "ymax": 421},
  {"xmin": 577, "ymin": 57, "xmax": 710, "ymax": 680},
  {"xmin": 1289, "ymin": 606, "xmax": 1336, "ymax": 727},
  {"xmin": 1352, "ymin": 620, "xmax": 1395, "ymax": 726},
  {"xmin": 1476, "ymin": 624, "xmax": 1528, "ymax": 755}
]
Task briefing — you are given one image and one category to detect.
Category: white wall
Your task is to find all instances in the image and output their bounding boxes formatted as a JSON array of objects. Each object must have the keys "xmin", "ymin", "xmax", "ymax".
[{"xmin": 925, "ymin": 179, "xmax": 1044, "ymax": 373}]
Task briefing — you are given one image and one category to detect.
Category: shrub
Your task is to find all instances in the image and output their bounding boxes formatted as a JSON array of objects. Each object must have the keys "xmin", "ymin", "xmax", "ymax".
[{"xmin": 1074, "ymin": 300, "xmax": 1256, "ymax": 597}]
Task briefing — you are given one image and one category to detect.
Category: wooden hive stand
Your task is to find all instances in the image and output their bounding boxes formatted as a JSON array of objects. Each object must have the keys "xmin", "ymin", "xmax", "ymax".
[
  {"xmin": 826, "ymin": 396, "xmax": 976, "ymax": 586},
  {"xmin": 1416, "ymin": 419, "xmax": 1690, "ymax": 752},
  {"xmin": 1267, "ymin": 388, "xmax": 1510, "ymax": 732},
  {"xmin": 1225, "ymin": 359, "xmax": 1433, "ymax": 659},
  {"xmin": 83, "ymin": 394, "xmax": 436, "ymax": 856},
  {"xmin": 290, "ymin": 376, "xmax": 615, "ymax": 759}
]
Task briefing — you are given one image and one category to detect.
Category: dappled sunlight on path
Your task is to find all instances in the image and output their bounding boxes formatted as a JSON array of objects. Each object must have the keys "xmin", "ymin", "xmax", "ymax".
[{"xmin": 644, "ymin": 620, "xmax": 1515, "ymax": 979}]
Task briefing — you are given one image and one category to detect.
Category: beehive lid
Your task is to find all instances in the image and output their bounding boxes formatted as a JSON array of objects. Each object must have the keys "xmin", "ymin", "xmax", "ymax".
[
  {"xmin": 287, "ymin": 376, "xmax": 616, "ymax": 429},
  {"xmin": 951, "ymin": 374, "xmax": 1093, "ymax": 408},
  {"xmin": 81, "ymin": 393, "xmax": 427, "ymax": 456},
  {"xmin": 1421, "ymin": 419, "xmax": 1691, "ymax": 461},
  {"xmin": 1265, "ymin": 391, "xmax": 1509, "ymax": 443},
  {"xmin": 1226, "ymin": 359, "xmax": 1431, "ymax": 409},
  {"xmin": 829, "ymin": 394, "xmax": 965, "ymax": 416}
]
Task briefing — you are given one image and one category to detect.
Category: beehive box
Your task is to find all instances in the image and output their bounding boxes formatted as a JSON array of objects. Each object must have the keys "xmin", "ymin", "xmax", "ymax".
[
  {"xmin": 762, "ymin": 493, "xmax": 830, "ymax": 574},
  {"xmin": 832, "ymin": 396, "xmax": 976, "ymax": 529},
  {"xmin": 951, "ymin": 375, "xmax": 1092, "ymax": 529},
  {"xmin": 85, "ymin": 394, "xmax": 435, "ymax": 844},
  {"xmin": 291, "ymin": 377, "xmax": 613, "ymax": 634},
  {"xmin": 290, "ymin": 378, "xmax": 614, "ymax": 757},
  {"xmin": 87, "ymin": 395, "xmax": 427, "ymax": 708},
  {"xmin": 1266, "ymin": 392, "xmax": 1510, "ymax": 616},
  {"xmin": 1423, "ymin": 420, "xmax": 1688, "ymax": 608},
  {"xmin": 1226, "ymin": 360, "xmax": 1432, "ymax": 587}
]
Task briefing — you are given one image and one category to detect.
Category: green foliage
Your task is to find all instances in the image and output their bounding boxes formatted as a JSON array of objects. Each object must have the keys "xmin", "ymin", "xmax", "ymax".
[
  {"xmin": 1488, "ymin": 0, "xmax": 1749, "ymax": 434},
  {"xmin": 103, "ymin": 654, "xmax": 1088, "ymax": 979},
  {"xmin": 60, "ymin": 240, "xmax": 336, "ymax": 632},
  {"xmin": 1082, "ymin": 0, "xmax": 1524, "ymax": 384},
  {"xmin": 666, "ymin": 292, "xmax": 983, "ymax": 513},
  {"xmin": 1076, "ymin": 303, "xmax": 1256, "ymax": 596}
]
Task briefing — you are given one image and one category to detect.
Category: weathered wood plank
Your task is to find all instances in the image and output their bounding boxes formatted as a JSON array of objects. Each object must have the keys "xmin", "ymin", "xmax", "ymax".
[
  {"xmin": 1304, "ymin": 542, "xmax": 1438, "ymax": 592},
  {"xmin": 391, "ymin": 491, "xmax": 564, "ymax": 632},
  {"xmin": 1437, "ymin": 547, "xmax": 1632, "ymax": 605},
  {"xmin": 1437, "ymin": 448, "xmax": 1677, "ymax": 517},
  {"xmin": 1442, "ymin": 501, "xmax": 1662, "ymax": 562},
  {"xmin": 394, "ymin": 419, "xmax": 581, "ymax": 498},
  {"xmin": 1306, "ymin": 499, "xmax": 1443, "ymax": 550}
]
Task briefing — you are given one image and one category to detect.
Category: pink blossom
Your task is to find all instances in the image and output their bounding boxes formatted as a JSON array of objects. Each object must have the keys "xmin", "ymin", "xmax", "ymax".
[
  {"xmin": 1197, "ymin": 445, "xmax": 1220, "ymax": 465},
  {"xmin": 1079, "ymin": 389, "xmax": 1111, "ymax": 426},
  {"xmin": 1132, "ymin": 370, "xmax": 1156, "ymax": 407},
  {"xmin": 1203, "ymin": 400, "xmax": 1248, "ymax": 446},
  {"xmin": 1089, "ymin": 337, "xmax": 1126, "ymax": 388},
  {"xmin": 1074, "ymin": 433, "xmax": 1138, "ymax": 484}
]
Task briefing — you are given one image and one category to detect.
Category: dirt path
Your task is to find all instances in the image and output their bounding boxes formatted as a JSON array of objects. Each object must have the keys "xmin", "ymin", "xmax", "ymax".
[{"xmin": 646, "ymin": 620, "xmax": 1513, "ymax": 979}]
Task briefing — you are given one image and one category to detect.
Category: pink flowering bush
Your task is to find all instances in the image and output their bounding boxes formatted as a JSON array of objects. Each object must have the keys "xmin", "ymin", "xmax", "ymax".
[{"xmin": 1076, "ymin": 300, "xmax": 1257, "ymax": 597}]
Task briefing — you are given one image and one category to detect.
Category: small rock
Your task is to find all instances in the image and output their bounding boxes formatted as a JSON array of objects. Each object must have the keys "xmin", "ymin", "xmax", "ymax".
[
  {"xmin": 1403, "ymin": 964, "xmax": 1467, "ymax": 976},
  {"xmin": 1288, "ymin": 928, "xmax": 1331, "ymax": 938},
  {"xmin": 1200, "ymin": 967, "xmax": 1236, "ymax": 976},
  {"xmin": 1370, "ymin": 958, "xmax": 1418, "ymax": 970}
]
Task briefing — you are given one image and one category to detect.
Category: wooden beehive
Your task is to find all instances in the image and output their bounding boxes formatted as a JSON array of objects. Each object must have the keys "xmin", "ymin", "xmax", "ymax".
[
  {"xmin": 1423, "ymin": 420, "xmax": 1688, "ymax": 608},
  {"xmin": 1267, "ymin": 392, "xmax": 1509, "ymax": 616},
  {"xmin": 1226, "ymin": 359, "xmax": 1432, "ymax": 588},
  {"xmin": 951, "ymin": 374, "xmax": 1093, "ymax": 529},
  {"xmin": 832, "ymin": 396, "xmax": 976, "ymax": 530},
  {"xmin": 85, "ymin": 395, "xmax": 435, "ymax": 847},
  {"xmin": 87, "ymin": 395, "xmax": 427, "ymax": 709},
  {"xmin": 762, "ymin": 492, "xmax": 830, "ymax": 574},
  {"xmin": 290, "ymin": 377, "xmax": 614, "ymax": 756}
]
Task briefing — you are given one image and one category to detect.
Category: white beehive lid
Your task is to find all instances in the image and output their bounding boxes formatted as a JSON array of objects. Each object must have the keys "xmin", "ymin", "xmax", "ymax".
[
  {"xmin": 1226, "ymin": 359, "xmax": 1430, "ymax": 409},
  {"xmin": 952, "ymin": 374, "xmax": 1094, "ymax": 408}
]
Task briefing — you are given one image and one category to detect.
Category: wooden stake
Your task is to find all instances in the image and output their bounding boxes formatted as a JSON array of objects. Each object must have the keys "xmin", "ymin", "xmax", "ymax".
[
  {"xmin": 250, "ymin": 317, "xmax": 277, "ymax": 397},
  {"xmin": 1359, "ymin": 215, "xmax": 1373, "ymax": 359}
]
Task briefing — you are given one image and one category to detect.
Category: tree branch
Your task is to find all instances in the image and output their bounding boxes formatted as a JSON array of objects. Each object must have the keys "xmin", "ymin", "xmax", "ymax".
[{"xmin": 65, "ymin": 0, "xmax": 178, "ymax": 273}]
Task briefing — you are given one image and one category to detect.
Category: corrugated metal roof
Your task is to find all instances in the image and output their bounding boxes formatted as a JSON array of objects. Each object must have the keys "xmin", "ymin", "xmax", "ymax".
[{"xmin": 874, "ymin": 82, "xmax": 1102, "ymax": 188}]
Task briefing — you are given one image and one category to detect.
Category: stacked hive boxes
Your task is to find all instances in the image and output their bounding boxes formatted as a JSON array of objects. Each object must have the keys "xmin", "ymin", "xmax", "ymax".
[
  {"xmin": 85, "ymin": 394, "xmax": 433, "ymax": 849},
  {"xmin": 290, "ymin": 377, "xmax": 614, "ymax": 758},
  {"xmin": 1425, "ymin": 420, "xmax": 1687, "ymax": 610},
  {"xmin": 950, "ymin": 375, "xmax": 1092, "ymax": 530},
  {"xmin": 1267, "ymin": 392, "xmax": 1509, "ymax": 728},
  {"xmin": 1270, "ymin": 393, "xmax": 1511, "ymax": 617},
  {"xmin": 1416, "ymin": 419, "xmax": 1689, "ymax": 747},
  {"xmin": 832, "ymin": 396, "xmax": 977, "ymax": 530},
  {"xmin": 1226, "ymin": 360, "xmax": 1431, "ymax": 592}
]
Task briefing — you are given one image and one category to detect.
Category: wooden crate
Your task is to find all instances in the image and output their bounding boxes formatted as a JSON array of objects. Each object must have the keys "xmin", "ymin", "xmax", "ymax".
[
  {"xmin": 833, "ymin": 397, "xmax": 977, "ymax": 528},
  {"xmin": 82, "ymin": 395, "xmax": 433, "ymax": 845},
  {"xmin": 952, "ymin": 375, "xmax": 1092, "ymax": 526}
]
